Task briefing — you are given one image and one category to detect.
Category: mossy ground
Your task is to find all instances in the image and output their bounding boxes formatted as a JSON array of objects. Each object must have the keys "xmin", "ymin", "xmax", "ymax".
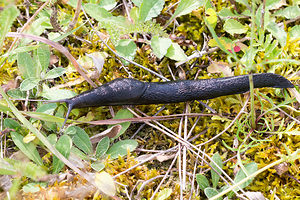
[{"xmin": 0, "ymin": 0, "xmax": 299, "ymax": 199}]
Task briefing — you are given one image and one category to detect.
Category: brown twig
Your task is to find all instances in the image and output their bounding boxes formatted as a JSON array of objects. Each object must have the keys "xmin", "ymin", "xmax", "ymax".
[{"xmin": 66, "ymin": 0, "xmax": 82, "ymax": 32}]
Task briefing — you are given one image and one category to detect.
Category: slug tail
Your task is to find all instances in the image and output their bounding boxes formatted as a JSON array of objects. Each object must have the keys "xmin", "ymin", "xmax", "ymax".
[
  {"xmin": 253, "ymin": 73, "xmax": 294, "ymax": 88},
  {"xmin": 187, "ymin": 73, "xmax": 294, "ymax": 101}
]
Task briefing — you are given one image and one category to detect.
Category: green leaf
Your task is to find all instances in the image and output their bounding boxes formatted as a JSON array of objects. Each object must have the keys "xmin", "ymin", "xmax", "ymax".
[
  {"xmin": 11, "ymin": 132, "xmax": 43, "ymax": 166},
  {"xmin": 94, "ymin": 171, "xmax": 116, "ymax": 196},
  {"xmin": 167, "ymin": 0, "xmax": 203, "ymax": 24},
  {"xmin": 155, "ymin": 188, "xmax": 172, "ymax": 200},
  {"xmin": 67, "ymin": 0, "xmax": 79, "ymax": 8},
  {"xmin": 139, "ymin": 0, "xmax": 165, "ymax": 22},
  {"xmin": 47, "ymin": 134, "xmax": 57, "ymax": 145},
  {"xmin": 24, "ymin": 16, "xmax": 51, "ymax": 36},
  {"xmin": 53, "ymin": 134, "xmax": 72, "ymax": 173},
  {"xmin": 265, "ymin": 0, "xmax": 283, "ymax": 10},
  {"xmin": 40, "ymin": 84, "xmax": 77, "ymax": 100},
  {"xmin": 0, "ymin": 101, "xmax": 11, "ymax": 113},
  {"xmin": 166, "ymin": 42, "xmax": 187, "ymax": 62},
  {"xmin": 0, "ymin": 5, "xmax": 19, "ymax": 49},
  {"xmin": 91, "ymin": 162, "xmax": 105, "ymax": 172},
  {"xmin": 95, "ymin": 136, "xmax": 110, "ymax": 158},
  {"xmin": 115, "ymin": 39, "xmax": 137, "ymax": 65},
  {"xmin": 99, "ymin": 0, "xmax": 117, "ymax": 10},
  {"xmin": 13, "ymin": 160, "xmax": 46, "ymax": 180},
  {"xmin": 150, "ymin": 36, "xmax": 172, "ymax": 59},
  {"xmin": 205, "ymin": 8, "xmax": 217, "ymax": 28},
  {"xmin": 107, "ymin": 139, "xmax": 138, "ymax": 159},
  {"xmin": 4, "ymin": 118, "xmax": 21, "ymax": 130},
  {"xmin": 7, "ymin": 88, "xmax": 26, "ymax": 99},
  {"xmin": 20, "ymin": 78, "xmax": 40, "ymax": 91},
  {"xmin": 240, "ymin": 47, "xmax": 258, "ymax": 66},
  {"xmin": 17, "ymin": 52, "xmax": 37, "ymax": 79},
  {"xmin": 108, "ymin": 109, "xmax": 133, "ymax": 139},
  {"xmin": 233, "ymin": 162, "xmax": 258, "ymax": 191},
  {"xmin": 32, "ymin": 104, "xmax": 58, "ymax": 131},
  {"xmin": 22, "ymin": 182, "xmax": 47, "ymax": 193},
  {"xmin": 266, "ymin": 22, "xmax": 287, "ymax": 47},
  {"xmin": 83, "ymin": 3, "xmax": 113, "ymax": 20},
  {"xmin": 289, "ymin": 25, "xmax": 300, "ymax": 40},
  {"xmin": 274, "ymin": 6, "xmax": 300, "ymax": 19},
  {"xmin": 1, "ymin": 45, "xmax": 41, "ymax": 62},
  {"xmin": 254, "ymin": 5, "xmax": 271, "ymax": 29},
  {"xmin": 0, "ymin": 158, "xmax": 16, "ymax": 175},
  {"xmin": 67, "ymin": 126, "xmax": 92, "ymax": 155},
  {"xmin": 218, "ymin": 8, "xmax": 240, "ymax": 18},
  {"xmin": 44, "ymin": 67, "xmax": 66, "ymax": 79},
  {"xmin": 223, "ymin": 19, "xmax": 248, "ymax": 35},
  {"xmin": 210, "ymin": 153, "xmax": 223, "ymax": 188},
  {"xmin": 52, "ymin": 23, "xmax": 86, "ymax": 42},
  {"xmin": 71, "ymin": 146, "xmax": 90, "ymax": 161},
  {"xmin": 25, "ymin": 112, "xmax": 65, "ymax": 123},
  {"xmin": 36, "ymin": 103, "xmax": 58, "ymax": 115},
  {"xmin": 130, "ymin": 6, "xmax": 140, "ymax": 22},
  {"xmin": 37, "ymin": 44, "xmax": 50, "ymax": 74},
  {"xmin": 196, "ymin": 174, "xmax": 210, "ymax": 190},
  {"xmin": 132, "ymin": 0, "xmax": 142, "ymax": 7},
  {"xmin": 204, "ymin": 187, "xmax": 222, "ymax": 200}
]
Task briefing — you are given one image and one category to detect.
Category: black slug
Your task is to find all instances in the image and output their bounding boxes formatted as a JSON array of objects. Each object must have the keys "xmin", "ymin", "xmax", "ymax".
[{"xmin": 54, "ymin": 73, "xmax": 293, "ymax": 129}]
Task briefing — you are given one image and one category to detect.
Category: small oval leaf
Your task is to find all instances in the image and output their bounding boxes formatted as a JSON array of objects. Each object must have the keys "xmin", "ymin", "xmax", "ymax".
[
  {"xmin": 20, "ymin": 78, "xmax": 40, "ymax": 91},
  {"xmin": 95, "ymin": 136, "xmax": 110, "ymax": 158},
  {"xmin": 107, "ymin": 139, "xmax": 138, "ymax": 159},
  {"xmin": 44, "ymin": 67, "xmax": 66, "ymax": 79},
  {"xmin": 68, "ymin": 126, "xmax": 92, "ymax": 155},
  {"xmin": 53, "ymin": 134, "xmax": 72, "ymax": 173}
]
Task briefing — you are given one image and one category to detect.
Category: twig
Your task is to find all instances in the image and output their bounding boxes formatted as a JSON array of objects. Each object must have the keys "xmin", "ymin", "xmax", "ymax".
[
  {"xmin": 182, "ymin": 103, "xmax": 189, "ymax": 190},
  {"xmin": 278, "ymin": 16, "xmax": 300, "ymax": 28},
  {"xmin": 66, "ymin": 0, "xmax": 82, "ymax": 32},
  {"xmin": 277, "ymin": 107, "xmax": 300, "ymax": 124},
  {"xmin": 134, "ymin": 175, "xmax": 166, "ymax": 199},
  {"xmin": 186, "ymin": 116, "xmax": 202, "ymax": 139},
  {"xmin": 130, "ymin": 106, "xmax": 165, "ymax": 139},
  {"xmin": 175, "ymin": 47, "xmax": 218, "ymax": 67},
  {"xmin": 122, "ymin": 0, "xmax": 133, "ymax": 23},
  {"xmin": 189, "ymin": 147, "xmax": 205, "ymax": 200}
]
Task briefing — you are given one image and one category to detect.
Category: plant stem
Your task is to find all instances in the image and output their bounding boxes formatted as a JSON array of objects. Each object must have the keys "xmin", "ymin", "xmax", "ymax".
[{"xmin": 249, "ymin": 74, "xmax": 256, "ymax": 129}]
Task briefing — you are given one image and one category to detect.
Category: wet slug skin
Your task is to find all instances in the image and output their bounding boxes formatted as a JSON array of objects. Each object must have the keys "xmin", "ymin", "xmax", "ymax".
[{"xmin": 58, "ymin": 73, "xmax": 294, "ymax": 128}]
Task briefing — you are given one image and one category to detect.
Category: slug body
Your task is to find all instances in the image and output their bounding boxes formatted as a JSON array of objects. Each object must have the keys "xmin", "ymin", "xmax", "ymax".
[{"xmin": 60, "ymin": 73, "xmax": 294, "ymax": 128}]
